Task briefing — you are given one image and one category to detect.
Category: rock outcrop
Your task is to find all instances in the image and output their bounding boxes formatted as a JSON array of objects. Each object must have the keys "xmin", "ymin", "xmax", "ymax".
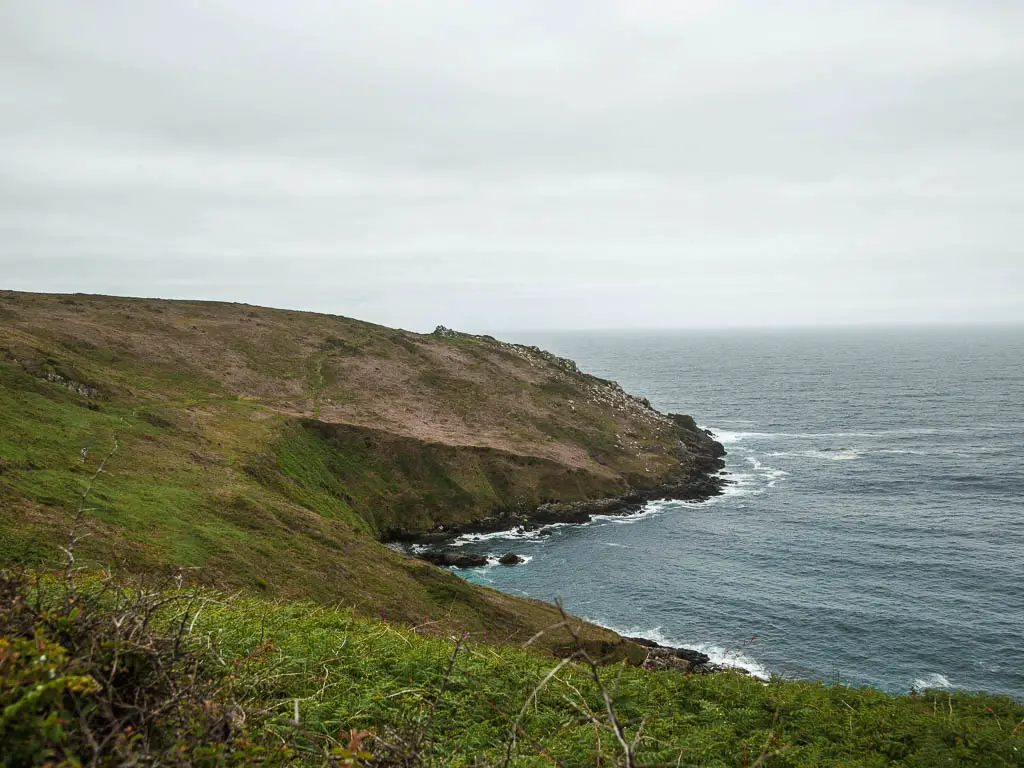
[{"xmin": 625, "ymin": 636, "xmax": 735, "ymax": 674}]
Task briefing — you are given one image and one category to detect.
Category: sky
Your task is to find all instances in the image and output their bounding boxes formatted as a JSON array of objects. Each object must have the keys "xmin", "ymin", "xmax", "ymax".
[{"xmin": 2, "ymin": 1, "xmax": 1023, "ymax": 332}]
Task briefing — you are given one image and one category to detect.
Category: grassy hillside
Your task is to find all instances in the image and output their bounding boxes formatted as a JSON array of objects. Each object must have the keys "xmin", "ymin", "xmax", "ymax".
[{"xmin": 0, "ymin": 289, "xmax": 717, "ymax": 654}]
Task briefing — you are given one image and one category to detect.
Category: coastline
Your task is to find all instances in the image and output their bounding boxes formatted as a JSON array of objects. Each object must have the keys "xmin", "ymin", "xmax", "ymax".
[
  {"xmin": 390, "ymin": 414, "xmax": 729, "ymax": 545},
  {"xmin": 394, "ymin": 483, "xmax": 772, "ymax": 680},
  {"xmin": 397, "ymin": 473, "xmax": 728, "ymax": 546},
  {"xmin": 396, "ymin": 423, "xmax": 743, "ymax": 677}
]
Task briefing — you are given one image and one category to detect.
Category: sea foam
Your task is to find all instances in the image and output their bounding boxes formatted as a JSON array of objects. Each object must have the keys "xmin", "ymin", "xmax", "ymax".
[{"xmin": 912, "ymin": 672, "xmax": 955, "ymax": 691}]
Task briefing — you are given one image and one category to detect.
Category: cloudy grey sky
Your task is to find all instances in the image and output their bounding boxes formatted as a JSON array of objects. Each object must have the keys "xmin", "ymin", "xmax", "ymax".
[{"xmin": 2, "ymin": 1, "xmax": 1023, "ymax": 331}]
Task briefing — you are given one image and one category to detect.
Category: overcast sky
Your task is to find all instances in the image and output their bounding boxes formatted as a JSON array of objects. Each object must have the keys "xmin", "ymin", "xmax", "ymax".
[{"xmin": 2, "ymin": 1, "xmax": 1022, "ymax": 331}]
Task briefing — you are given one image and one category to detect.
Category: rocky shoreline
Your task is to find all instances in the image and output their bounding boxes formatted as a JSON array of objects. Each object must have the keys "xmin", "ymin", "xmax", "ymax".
[{"xmin": 624, "ymin": 636, "xmax": 741, "ymax": 675}]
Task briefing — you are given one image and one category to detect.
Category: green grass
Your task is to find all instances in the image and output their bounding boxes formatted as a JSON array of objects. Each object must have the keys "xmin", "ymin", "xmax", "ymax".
[
  {"xmin": 240, "ymin": 419, "xmax": 623, "ymax": 537},
  {"xmin": 5, "ymin": 573, "xmax": 1021, "ymax": 766},
  {"xmin": 192, "ymin": 593, "xmax": 1023, "ymax": 766}
]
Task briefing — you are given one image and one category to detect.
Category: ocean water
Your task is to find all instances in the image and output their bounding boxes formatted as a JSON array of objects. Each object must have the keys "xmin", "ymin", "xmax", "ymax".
[{"xmin": 455, "ymin": 327, "xmax": 1024, "ymax": 698}]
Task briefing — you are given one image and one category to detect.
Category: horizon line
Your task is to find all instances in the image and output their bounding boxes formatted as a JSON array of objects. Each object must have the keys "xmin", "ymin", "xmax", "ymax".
[{"xmin": 3, "ymin": 286, "xmax": 1021, "ymax": 335}]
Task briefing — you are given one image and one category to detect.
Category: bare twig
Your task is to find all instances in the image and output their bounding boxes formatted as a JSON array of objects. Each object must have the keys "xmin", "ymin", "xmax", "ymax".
[{"xmin": 61, "ymin": 438, "xmax": 119, "ymax": 572}]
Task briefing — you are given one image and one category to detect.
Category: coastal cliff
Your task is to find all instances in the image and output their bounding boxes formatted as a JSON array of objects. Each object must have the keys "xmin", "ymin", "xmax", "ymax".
[{"xmin": 0, "ymin": 289, "xmax": 723, "ymax": 655}]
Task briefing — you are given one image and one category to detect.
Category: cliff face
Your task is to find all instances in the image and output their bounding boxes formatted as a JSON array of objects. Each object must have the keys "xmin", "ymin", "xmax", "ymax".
[{"xmin": 0, "ymin": 290, "xmax": 723, "ymax": 652}]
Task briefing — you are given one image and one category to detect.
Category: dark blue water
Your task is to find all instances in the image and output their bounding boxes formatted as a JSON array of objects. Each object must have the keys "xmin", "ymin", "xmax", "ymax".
[{"xmin": 456, "ymin": 328, "xmax": 1024, "ymax": 698}]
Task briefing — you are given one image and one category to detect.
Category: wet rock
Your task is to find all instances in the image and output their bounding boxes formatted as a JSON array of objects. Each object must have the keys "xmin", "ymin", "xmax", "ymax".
[
  {"xmin": 498, "ymin": 553, "xmax": 524, "ymax": 565},
  {"xmin": 643, "ymin": 648, "xmax": 695, "ymax": 672},
  {"xmin": 419, "ymin": 551, "xmax": 488, "ymax": 568},
  {"xmin": 673, "ymin": 648, "xmax": 711, "ymax": 665},
  {"xmin": 625, "ymin": 636, "xmax": 723, "ymax": 674}
]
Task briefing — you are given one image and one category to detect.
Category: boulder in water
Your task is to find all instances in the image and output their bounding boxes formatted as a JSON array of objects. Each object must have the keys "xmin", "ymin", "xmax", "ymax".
[{"xmin": 419, "ymin": 551, "xmax": 488, "ymax": 568}]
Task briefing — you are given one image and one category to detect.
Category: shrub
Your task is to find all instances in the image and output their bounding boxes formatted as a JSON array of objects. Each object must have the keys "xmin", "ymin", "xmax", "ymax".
[{"xmin": 0, "ymin": 570, "xmax": 284, "ymax": 767}]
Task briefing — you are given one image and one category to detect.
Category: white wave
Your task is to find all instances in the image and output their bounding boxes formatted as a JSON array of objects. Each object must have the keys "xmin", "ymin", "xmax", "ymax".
[
  {"xmin": 482, "ymin": 554, "xmax": 534, "ymax": 567},
  {"xmin": 711, "ymin": 459, "xmax": 789, "ymax": 498},
  {"xmin": 450, "ymin": 527, "xmax": 547, "ymax": 547},
  {"xmin": 714, "ymin": 430, "xmax": 775, "ymax": 444},
  {"xmin": 711, "ymin": 428, "xmax": 956, "ymax": 444},
  {"xmin": 829, "ymin": 450, "xmax": 862, "ymax": 461},
  {"xmin": 766, "ymin": 449, "xmax": 861, "ymax": 462},
  {"xmin": 876, "ymin": 447, "xmax": 991, "ymax": 458},
  {"xmin": 712, "ymin": 473, "xmax": 760, "ymax": 500},
  {"xmin": 444, "ymin": 554, "xmax": 537, "ymax": 573},
  {"xmin": 744, "ymin": 456, "xmax": 792, "ymax": 475},
  {"xmin": 592, "ymin": 509, "xmax": 661, "ymax": 525},
  {"xmin": 912, "ymin": 673, "xmax": 954, "ymax": 691},
  {"xmin": 589, "ymin": 498, "xmax": 687, "ymax": 525},
  {"xmin": 688, "ymin": 643, "xmax": 772, "ymax": 681},
  {"xmin": 644, "ymin": 499, "xmax": 678, "ymax": 513},
  {"xmin": 387, "ymin": 542, "xmax": 431, "ymax": 555}
]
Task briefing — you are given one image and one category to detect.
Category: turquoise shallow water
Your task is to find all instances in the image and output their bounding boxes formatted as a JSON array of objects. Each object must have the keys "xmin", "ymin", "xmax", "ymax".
[{"xmin": 454, "ymin": 327, "xmax": 1024, "ymax": 698}]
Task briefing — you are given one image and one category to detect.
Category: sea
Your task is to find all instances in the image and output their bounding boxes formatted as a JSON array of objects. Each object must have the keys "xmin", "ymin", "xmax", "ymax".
[{"xmin": 452, "ymin": 327, "xmax": 1024, "ymax": 699}]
